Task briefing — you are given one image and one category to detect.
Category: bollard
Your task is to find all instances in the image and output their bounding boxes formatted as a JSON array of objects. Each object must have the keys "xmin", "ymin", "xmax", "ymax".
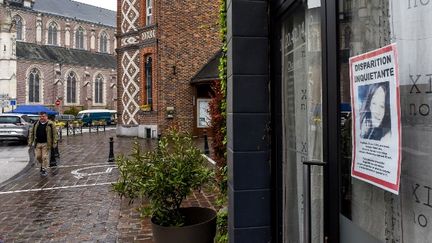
[
  {"xmin": 89, "ymin": 124, "xmax": 91, "ymax": 133},
  {"xmin": 204, "ymin": 131, "xmax": 209, "ymax": 155},
  {"xmin": 108, "ymin": 137, "xmax": 115, "ymax": 162},
  {"xmin": 59, "ymin": 127, "xmax": 62, "ymax": 141},
  {"xmin": 66, "ymin": 122, "xmax": 69, "ymax": 136},
  {"xmin": 96, "ymin": 125, "xmax": 99, "ymax": 133},
  {"xmin": 73, "ymin": 126, "xmax": 76, "ymax": 136}
]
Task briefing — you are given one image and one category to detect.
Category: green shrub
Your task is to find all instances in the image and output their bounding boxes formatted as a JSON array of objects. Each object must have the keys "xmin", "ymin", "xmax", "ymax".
[{"xmin": 113, "ymin": 128, "xmax": 213, "ymax": 226}]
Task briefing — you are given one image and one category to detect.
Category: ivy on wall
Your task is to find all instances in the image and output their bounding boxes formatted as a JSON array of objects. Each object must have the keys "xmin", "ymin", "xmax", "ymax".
[{"xmin": 211, "ymin": 0, "xmax": 228, "ymax": 242}]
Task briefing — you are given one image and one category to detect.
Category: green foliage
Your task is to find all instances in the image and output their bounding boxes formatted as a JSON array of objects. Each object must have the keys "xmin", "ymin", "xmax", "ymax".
[
  {"xmin": 113, "ymin": 128, "xmax": 213, "ymax": 227},
  {"xmin": 63, "ymin": 106, "xmax": 80, "ymax": 116},
  {"xmin": 215, "ymin": 207, "xmax": 228, "ymax": 243}
]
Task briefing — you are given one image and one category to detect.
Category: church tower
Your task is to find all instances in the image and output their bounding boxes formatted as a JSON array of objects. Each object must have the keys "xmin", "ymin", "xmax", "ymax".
[{"xmin": 0, "ymin": 6, "xmax": 17, "ymax": 109}]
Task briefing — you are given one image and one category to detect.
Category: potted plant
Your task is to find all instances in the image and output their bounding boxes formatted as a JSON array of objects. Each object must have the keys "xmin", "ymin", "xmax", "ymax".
[
  {"xmin": 140, "ymin": 104, "xmax": 152, "ymax": 112},
  {"xmin": 113, "ymin": 128, "xmax": 216, "ymax": 243}
]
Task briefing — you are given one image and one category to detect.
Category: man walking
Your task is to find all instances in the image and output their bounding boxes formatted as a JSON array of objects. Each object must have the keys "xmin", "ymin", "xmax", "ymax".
[{"xmin": 28, "ymin": 112, "xmax": 58, "ymax": 176}]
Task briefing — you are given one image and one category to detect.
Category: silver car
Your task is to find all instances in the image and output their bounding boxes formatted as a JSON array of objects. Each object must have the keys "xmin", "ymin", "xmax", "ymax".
[{"xmin": 0, "ymin": 114, "xmax": 32, "ymax": 144}]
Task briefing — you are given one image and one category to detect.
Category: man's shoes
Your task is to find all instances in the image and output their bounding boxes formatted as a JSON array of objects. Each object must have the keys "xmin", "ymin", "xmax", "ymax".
[{"xmin": 40, "ymin": 168, "xmax": 47, "ymax": 177}]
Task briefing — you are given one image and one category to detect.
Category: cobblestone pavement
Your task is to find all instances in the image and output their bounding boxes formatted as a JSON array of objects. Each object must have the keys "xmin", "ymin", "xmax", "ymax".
[{"xmin": 0, "ymin": 131, "xmax": 217, "ymax": 242}]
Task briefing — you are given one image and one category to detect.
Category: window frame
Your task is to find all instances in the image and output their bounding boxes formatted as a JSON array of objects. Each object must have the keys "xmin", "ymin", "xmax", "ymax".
[
  {"xmin": 75, "ymin": 27, "xmax": 85, "ymax": 49},
  {"xmin": 48, "ymin": 21, "xmax": 58, "ymax": 45},
  {"xmin": 28, "ymin": 68, "xmax": 41, "ymax": 103},
  {"xmin": 144, "ymin": 55, "xmax": 153, "ymax": 106},
  {"xmin": 66, "ymin": 71, "xmax": 78, "ymax": 104},
  {"xmin": 94, "ymin": 74, "xmax": 104, "ymax": 104},
  {"xmin": 146, "ymin": 0, "xmax": 152, "ymax": 25}
]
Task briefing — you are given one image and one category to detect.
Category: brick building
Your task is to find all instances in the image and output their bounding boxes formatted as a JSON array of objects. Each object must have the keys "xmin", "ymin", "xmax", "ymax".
[
  {"xmin": 117, "ymin": 0, "xmax": 220, "ymax": 138},
  {"xmin": 0, "ymin": 0, "xmax": 117, "ymax": 113}
]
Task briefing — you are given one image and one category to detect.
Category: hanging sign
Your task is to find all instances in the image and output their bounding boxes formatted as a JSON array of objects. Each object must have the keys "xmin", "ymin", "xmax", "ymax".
[{"xmin": 350, "ymin": 44, "xmax": 402, "ymax": 194}]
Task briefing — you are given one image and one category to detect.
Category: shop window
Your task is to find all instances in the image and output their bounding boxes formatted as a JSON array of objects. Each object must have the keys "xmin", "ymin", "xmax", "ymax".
[
  {"xmin": 28, "ymin": 68, "xmax": 40, "ymax": 103},
  {"xmin": 338, "ymin": 1, "xmax": 432, "ymax": 242},
  {"xmin": 66, "ymin": 72, "xmax": 77, "ymax": 103}
]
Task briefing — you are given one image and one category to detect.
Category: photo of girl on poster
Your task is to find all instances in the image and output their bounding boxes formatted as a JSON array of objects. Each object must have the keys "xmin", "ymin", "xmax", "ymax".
[{"xmin": 358, "ymin": 82, "xmax": 391, "ymax": 142}]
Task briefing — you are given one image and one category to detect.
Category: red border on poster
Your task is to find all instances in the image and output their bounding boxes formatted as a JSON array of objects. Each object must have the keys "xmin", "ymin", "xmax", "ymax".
[{"xmin": 349, "ymin": 44, "xmax": 401, "ymax": 194}]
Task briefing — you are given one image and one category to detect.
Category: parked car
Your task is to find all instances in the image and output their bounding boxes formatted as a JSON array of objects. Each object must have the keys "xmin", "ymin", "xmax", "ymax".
[
  {"xmin": 55, "ymin": 114, "xmax": 75, "ymax": 122},
  {"xmin": 0, "ymin": 114, "xmax": 32, "ymax": 144},
  {"xmin": 27, "ymin": 114, "xmax": 40, "ymax": 123},
  {"xmin": 76, "ymin": 109, "xmax": 117, "ymax": 126}
]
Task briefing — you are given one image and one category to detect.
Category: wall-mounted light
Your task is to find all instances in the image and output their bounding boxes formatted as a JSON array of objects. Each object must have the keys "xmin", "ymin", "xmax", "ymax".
[{"xmin": 172, "ymin": 65, "xmax": 176, "ymax": 75}]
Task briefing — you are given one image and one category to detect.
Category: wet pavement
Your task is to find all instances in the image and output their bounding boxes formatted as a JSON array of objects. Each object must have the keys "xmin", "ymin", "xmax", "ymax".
[{"xmin": 0, "ymin": 131, "xmax": 217, "ymax": 242}]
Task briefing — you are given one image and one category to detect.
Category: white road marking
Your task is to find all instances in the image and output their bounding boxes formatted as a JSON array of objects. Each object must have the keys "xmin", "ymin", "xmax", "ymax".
[
  {"xmin": 0, "ymin": 182, "xmax": 116, "ymax": 195},
  {"xmin": 71, "ymin": 165, "xmax": 117, "ymax": 179}
]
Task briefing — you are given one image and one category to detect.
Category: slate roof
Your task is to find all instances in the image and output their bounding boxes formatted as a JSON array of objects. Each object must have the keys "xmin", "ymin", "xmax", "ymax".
[
  {"xmin": 33, "ymin": 0, "xmax": 116, "ymax": 27},
  {"xmin": 190, "ymin": 50, "xmax": 222, "ymax": 84},
  {"xmin": 16, "ymin": 42, "xmax": 116, "ymax": 69}
]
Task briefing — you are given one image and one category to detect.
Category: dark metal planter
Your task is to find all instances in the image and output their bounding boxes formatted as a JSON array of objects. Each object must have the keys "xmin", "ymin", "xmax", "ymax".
[{"xmin": 151, "ymin": 207, "xmax": 217, "ymax": 243}]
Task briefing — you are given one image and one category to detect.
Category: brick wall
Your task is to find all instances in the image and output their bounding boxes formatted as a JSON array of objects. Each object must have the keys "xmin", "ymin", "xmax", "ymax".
[
  {"xmin": 156, "ymin": 0, "xmax": 221, "ymax": 133},
  {"xmin": 117, "ymin": 0, "xmax": 220, "ymax": 134}
]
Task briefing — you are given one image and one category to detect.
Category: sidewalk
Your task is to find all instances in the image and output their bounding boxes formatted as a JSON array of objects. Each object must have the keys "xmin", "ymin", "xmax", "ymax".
[{"xmin": 0, "ymin": 130, "xmax": 217, "ymax": 242}]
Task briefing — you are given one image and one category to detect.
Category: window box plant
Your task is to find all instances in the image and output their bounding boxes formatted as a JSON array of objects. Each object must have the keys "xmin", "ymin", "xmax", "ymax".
[
  {"xmin": 113, "ymin": 128, "xmax": 216, "ymax": 243},
  {"xmin": 140, "ymin": 104, "xmax": 152, "ymax": 112}
]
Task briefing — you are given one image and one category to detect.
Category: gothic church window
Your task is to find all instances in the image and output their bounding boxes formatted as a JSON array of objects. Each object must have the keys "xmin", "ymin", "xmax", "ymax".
[
  {"xmin": 48, "ymin": 22, "xmax": 58, "ymax": 45},
  {"xmin": 146, "ymin": 0, "xmax": 152, "ymax": 25},
  {"xmin": 94, "ymin": 74, "xmax": 104, "ymax": 103},
  {"xmin": 67, "ymin": 72, "xmax": 77, "ymax": 103},
  {"xmin": 75, "ymin": 27, "xmax": 85, "ymax": 49},
  {"xmin": 14, "ymin": 15, "xmax": 23, "ymax": 41},
  {"xmin": 28, "ymin": 68, "xmax": 40, "ymax": 103},
  {"xmin": 145, "ymin": 56, "xmax": 153, "ymax": 105},
  {"xmin": 100, "ymin": 31, "xmax": 108, "ymax": 53}
]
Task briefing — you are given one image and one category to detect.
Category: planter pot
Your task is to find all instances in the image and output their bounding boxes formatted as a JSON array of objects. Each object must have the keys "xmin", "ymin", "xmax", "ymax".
[{"xmin": 151, "ymin": 207, "xmax": 217, "ymax": 243}]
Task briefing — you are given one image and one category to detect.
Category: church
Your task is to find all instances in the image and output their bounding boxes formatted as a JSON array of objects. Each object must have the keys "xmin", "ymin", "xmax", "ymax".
[{"xmin": 0, "ymin": 0, "xmax": 117, "ymax": 113}]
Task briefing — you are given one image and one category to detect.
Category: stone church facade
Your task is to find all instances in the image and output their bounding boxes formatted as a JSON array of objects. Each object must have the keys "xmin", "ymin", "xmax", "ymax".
[
  {"xmin": 0, "ymin": 0, "xmax": 117, "ymax": 113},
  {"xmin": 117, "ymin": 0, "xmax": 220, "ymax": 137}
]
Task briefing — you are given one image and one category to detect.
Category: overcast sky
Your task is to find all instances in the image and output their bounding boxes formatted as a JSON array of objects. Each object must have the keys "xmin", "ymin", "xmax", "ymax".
[{"xmin": 73, "ymin": 0, "xmax": 117, "ymax": 11}]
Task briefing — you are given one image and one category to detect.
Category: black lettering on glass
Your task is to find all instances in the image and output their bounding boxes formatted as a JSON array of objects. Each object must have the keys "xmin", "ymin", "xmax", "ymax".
[
  {"xmin": 413, "ymin": 183, "xmax": 421, "ymax": 203},
  {"xmin": 419, "ymin": 104, "xmax": 430, "ymax": 116},
  {"xmin": 418, "ymin": 214, "xmax": 428, "ymax": 227},
  {"xmin": 424, "ymin": 185, "xmax": 432, "ymax": 208},
  {"xmin": 410, "ymin": 74, "xmax": 422, "ymax": 94}
]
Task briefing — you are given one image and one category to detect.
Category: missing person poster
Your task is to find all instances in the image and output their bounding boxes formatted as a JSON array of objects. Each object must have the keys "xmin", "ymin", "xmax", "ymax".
[{"xmin": 350, "ymin": 44, "xmax": 401, "ymax": 195}]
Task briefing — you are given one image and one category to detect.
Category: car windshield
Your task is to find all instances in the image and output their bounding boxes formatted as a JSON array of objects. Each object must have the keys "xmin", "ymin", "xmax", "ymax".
[{"xmin": 0, "ymin": 116, "xmax": 21, "ymax": 124}]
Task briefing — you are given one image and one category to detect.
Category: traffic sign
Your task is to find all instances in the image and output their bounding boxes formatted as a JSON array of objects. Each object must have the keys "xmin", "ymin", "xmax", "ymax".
[
  {"xmin": 10, "ymin": 99, "xmax": 16, "ymax": 106},
  {"xmin": 55, "ymin": 99, "xmax": 61, "ymax": 106}
]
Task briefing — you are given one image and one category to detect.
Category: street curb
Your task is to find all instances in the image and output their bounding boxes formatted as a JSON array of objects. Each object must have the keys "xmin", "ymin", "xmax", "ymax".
[{"xmin": 0, "ymin": 159, "xmax": 34, "ymax": 191}]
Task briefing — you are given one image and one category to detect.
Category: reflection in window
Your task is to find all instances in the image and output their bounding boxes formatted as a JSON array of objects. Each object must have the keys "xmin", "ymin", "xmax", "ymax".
[
  {"xmin": 14, "ymin": 15, "xmax": 23, "ymax": 41},
  {"xmin": 48, "ymin": 22, "xmax": 58, "ymax": 45},
  {"xmin": 67, "ymin": 72, "xmax": 77, "ymax": 103},
  {"xmin": 100, "ymin": 31, "xmax": 108, "ymax": 53},
  {"xmin": 28, "ymin": 68, "xmax": 40, "ymax": 103},
  {"xmin": 75, "ymin": 27, "xmax": 84, "ymax": 49},
  {"xmin": 145, "ymin": 56, "xmax": 152, "ymax": 105},
  {"xmin": 94, "ymin": 74, "xmax": 104, "ymax": 103}
]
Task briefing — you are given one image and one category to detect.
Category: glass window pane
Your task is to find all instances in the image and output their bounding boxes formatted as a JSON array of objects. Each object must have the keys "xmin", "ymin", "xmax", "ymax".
[{"xmin": 281, "ymin": 2, "xmax": 322, "ymax": 242}]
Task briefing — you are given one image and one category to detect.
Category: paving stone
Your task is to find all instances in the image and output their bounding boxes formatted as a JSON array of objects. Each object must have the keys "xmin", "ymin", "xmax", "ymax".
[{"xmin": 0, "ymin": 130, "xmax": 218, "ymax": 242}]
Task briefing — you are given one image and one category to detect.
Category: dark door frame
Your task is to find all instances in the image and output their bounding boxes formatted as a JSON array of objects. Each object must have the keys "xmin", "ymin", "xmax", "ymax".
[{"xmin": 270, "ymin": 0, "xmax": 340, "ymax": 242}]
